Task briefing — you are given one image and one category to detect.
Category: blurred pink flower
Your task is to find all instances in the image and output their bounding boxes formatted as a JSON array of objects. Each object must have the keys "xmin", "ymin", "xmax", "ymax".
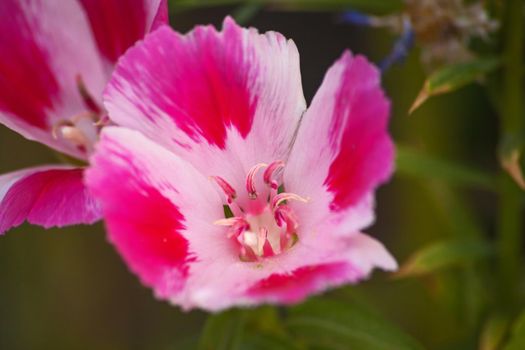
[
  {"xmin": 0, "ymin": 0, "xmax": 167, "ymax": 234},
  {"xmin": 86, "ymin": 18, "xmax": 397, "ymax": 311}
]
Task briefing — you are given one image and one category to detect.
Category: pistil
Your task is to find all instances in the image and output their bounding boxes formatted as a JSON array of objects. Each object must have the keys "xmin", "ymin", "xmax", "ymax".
[{"xmin": 212, "ymin": 161, "xmax": 306, "ymax": 261}]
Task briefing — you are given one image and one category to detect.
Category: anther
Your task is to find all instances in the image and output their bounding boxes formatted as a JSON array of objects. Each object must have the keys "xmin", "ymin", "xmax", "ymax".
[
  {"xmin": 210, "ymin": 176, "xmax": 237, "ymax": 203},
  {"xmin": 246, "ymin": 163, "xmax": 267, "ymax": 199},
  {"xmin": 263, "ymin": 160, "xmax": 285, "ymax": 189},
  {"xmin": 271, "ymin": 192, "xmax": 309, "ymax": 211}
]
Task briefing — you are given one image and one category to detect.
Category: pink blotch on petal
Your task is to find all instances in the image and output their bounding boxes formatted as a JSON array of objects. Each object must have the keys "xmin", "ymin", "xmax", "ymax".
[
  {"xmin": 104, "ymin": 16, "xmax": 305, "ymax": 163},
  {"xmin": 247, "ymin": 262, "xmax": 359, "ymax": 304},
  {"xmin": 79, "ymin": 0, "xmax": 167, "ymax": 64},
  {"xmin": 107, "ymin": 20, "xmax": 257, "ymax": 148},
  {"xmin": 104, "ymin": 183, "xmax": 192, "ymax": 298},
  {"xmin": 85, "ymin": 128, "xmax": 223, "ymax": 299},
  {"xmin": 325, "ymin": 52, "xmax": 394, "ymax": 210},
  {"xmin": 0, "ymin": 167, "xmax": 101, "ymax": 234},
  {"xmin": 0, "ymin": 0, "xmax": 58, "ymax": 130}
]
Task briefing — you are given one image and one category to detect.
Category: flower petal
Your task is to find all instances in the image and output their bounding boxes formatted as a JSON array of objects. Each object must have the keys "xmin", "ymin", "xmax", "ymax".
[
  {"xmin": 0, "ymin": 166, "xmax": 101, "ymax": 234},
  {"xmin": 0, "ymin": 0, "xmax": 107, "ymax": 158},
  {"xmin": 78, "ymin": 0, "xmax": 167, "ymax": 65},
  {"xmin": 103, "ymin": 17, "xmax": 305, "ymax": 185},
  {"xmin": 85, "ymin": 127, "xmax": 225, "ymax": 301},
  {"xmin": 284, "ymin": 50, "xmax": 394, "ymax": 233},
  {"xmin": 245, "ymin": 233, "xmax": 397, "ymax": 305}
]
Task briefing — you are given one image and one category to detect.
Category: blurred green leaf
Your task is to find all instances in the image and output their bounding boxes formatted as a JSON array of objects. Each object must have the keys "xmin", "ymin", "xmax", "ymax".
[
  {"xmin": 396, "ymin": 145, "xmax": 497, "ymax": 191},
  {"xmin": 395, "ymin": 238, "xmax": 493, "ymax": 279},
  {"xmin": 503, "ymin": 311, "xmax": 525, "ymax": 350},
  {"xmin": 232, "ymin": 3, "xmax": 263, "ymax": 24},
  {"xmin": 286, "ymin": 298, "xmax": 424, "ymax": 350},
  {"xmin": 171, "ymin": 0, "xmax": 403, "ymax": 14},
  {"xmin": 198, "ymin": 309, "xmax": 245, "ymax": 350},
  {"xmin": 240, "ymin": 331, "xmax": 303, "ymax": 350},
  {"xmin": 410, "ymin": 57, "xmax": 501, "ymax": 114},
  {"xmin": 499, "ymin": 145, "xmax": 525, "ymax": 190},
  {"xmin": 426, "ymin": 184, "xmax": 489, "ymax": 328},
  {"xmin": 479, "ymin": 314, "xmax": 511, "ymax": 350}
]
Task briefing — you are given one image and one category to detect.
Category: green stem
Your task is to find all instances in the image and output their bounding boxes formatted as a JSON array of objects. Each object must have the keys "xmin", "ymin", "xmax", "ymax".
[{"xmin": 498, "ymin": 0, "xmax": 524, "ymax": 309}]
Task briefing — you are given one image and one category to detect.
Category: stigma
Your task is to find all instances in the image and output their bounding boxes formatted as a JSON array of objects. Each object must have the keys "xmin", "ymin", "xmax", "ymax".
[{"xmin": 212, "ymin": 161, "xmax": 307, "ymax": 262}]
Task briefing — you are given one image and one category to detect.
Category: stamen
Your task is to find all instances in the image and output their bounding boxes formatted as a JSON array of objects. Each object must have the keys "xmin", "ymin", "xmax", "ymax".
[
  {"xmin": 94, "ymin": 114, "xmax": 111, "ymax": 127},
  {"xmin": 213, "ymin": 217, "xmax": 242, "ymax": 226},
  {"xmin": 274, "ymin": 205, "xmax": 299, "ymax": 232},
  {"xmin": 214, "ymin": 217, "xmax": 249, "ymax": 238},
  {"xmin": 210, "ymin": 176, "xmax": 237, "ymax": 203},
  {"xmin": 263, "ymin": 160, "xmax": 285, "ymax": 189},
  {"xmin": 246, "ymin": 163, "xmax": 267, "ymax": 199},
  {"xmin": 52, "ymin": 121, "xmax": 91, "ymax": 153},
  {"xmin": 271, "ymin": 192, "xmax": 308, "ymax": 211},
  {"xmin": 76, "ymin": 74, "xmax": 102, "ymax": 114}
]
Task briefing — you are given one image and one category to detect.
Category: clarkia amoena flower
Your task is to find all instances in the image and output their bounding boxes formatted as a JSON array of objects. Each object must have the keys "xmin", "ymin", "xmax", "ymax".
[
  {"xmin": 0, "ymin": 0, "xmax": 167, "ymax": 234},
  {"xmin": 86, "ymin": 17, "xmax": 397, "ymax": 311}
]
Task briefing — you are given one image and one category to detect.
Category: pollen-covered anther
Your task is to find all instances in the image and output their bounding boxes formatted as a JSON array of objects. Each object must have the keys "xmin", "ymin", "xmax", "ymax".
[
  {"xmin": 210, "ymin": 176, "xmax": 237, "ymax": 203},
  {"xmin": 263, "ymin": 160, "xmax": 285, "ymax": 189},
  {"xmin": 271, "ymin": 192, "xmax": 309, "ymax": 211},
  {"xmin": 246, "ymin": 163, "xmax": 268, "ymax": 199}
]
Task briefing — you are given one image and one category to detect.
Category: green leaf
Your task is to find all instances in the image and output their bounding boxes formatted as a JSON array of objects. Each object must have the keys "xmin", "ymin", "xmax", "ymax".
[
  {"xmin": 479, "ymin": 314, "xmax": 511, "ymax": 350},
  {"xmin": 198, "ymin": 309, "xmax": 246, "ymax": 350},
  {"xmin": 396, "ymin": 145, "xmax": 497, "ymax": 191},
  {"xmin": 410, "ymin": 57, "xmax": 501, "ymax": 114},
  {"xmin": 504, "ymin": 311, "xmax": 525, "ymax": 350},
  {"xmin": 286, "ymin": 298, "xmax": 425, "ymax": 350},
  {"xmin": 395, "ymin": 238, "xmax": 493, "ymax": 278},
  {"xmin": 239, "ymin": 332, "xmax": 303, "ymax": 350},
  {"xmin": 232, "ymin": 3, "xmax": 263, "ymax": 25}
]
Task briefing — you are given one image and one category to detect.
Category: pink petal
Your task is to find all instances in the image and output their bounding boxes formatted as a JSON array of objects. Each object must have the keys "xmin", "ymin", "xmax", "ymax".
[
  {"xmin": 85, "ymin": 127, "xmax": 225, "ymax": 301},
  {"xmin": 245, "ymin": 233, "xmax": 396, "ymax": 305},
  {"xmin": 0, "ymin": 0, "xmax": 165, "ymax": 159},
  {"xmin": 103, "ymin": 17, "xmax": 305, "ymax": 182},
  {"xmin": 79, "ymin": 0, "xmax": 167, "ymax": 64},
  {"xmin": 246, "ymin": 263, "xmax": 356, "ymax": 304},
  {"xmin": 0, "ymin": 0, "xmax": 107, "ymax": 158},
  {"xmin": 285, "ymin": 50, "xmax": 394, "ymax": 234},
  {"xmin": 0, "ymin": 166, "xmax": 101, "ymax": 234}
]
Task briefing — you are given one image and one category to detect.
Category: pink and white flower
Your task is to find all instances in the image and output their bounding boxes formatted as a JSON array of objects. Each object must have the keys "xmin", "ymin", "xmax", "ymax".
[
  {"xmin": 86, "ymin": 18, "xmax": 397, "ymax": 311},
  {"xmin": 0, "ymin": 0, "xmax": 167, "ymax": 234}
]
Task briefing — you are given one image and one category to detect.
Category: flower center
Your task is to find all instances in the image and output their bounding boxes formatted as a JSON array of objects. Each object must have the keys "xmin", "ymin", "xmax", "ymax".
[
  {"xmin": 52, "ymin": 75, "xmax": 108, "ymax": 156},
  {"xmin": 212, "ymin": 161, "xmax": 307, "ymax": 262}
]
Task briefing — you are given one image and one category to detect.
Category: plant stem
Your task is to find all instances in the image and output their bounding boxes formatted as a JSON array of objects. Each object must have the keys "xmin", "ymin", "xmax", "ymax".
[{"xmin": 498, "ymin": 0, "xmax": 524, "ymax": 309}]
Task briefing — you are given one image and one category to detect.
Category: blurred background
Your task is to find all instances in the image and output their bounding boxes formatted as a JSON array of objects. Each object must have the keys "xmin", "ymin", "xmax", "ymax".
[{"xmin": 0, "ymin": 1, "xmax": 515, "ymax": 349}]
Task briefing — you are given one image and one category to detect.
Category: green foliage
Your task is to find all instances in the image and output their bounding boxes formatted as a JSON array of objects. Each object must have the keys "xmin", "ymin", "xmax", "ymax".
[
  {"xmin": 239, "ymin": 332, "xmax": 303, "ymax": 350},
  {"xmin": 286, "ymin": 299, "xmax": 425, "ymax": 350},
  {"xmin": 410, "ymin": 57, "xmax": 501, "ymax": 114},
  {"xmin": 479, "ymin": 314, "xmax": 511, "ymax": 350},
  {"xmin": 395, "ymin": 238, "xmax": 493, "ymax": 278},
  {"xmin": 198, "ymin": 309, "xmax": 246, "ymax": 350},
  {"xmin": 503, "ymin": 311, "xmax": 525, "ymax": 350},
  {"xmin": 197, "ymin": 300, "xmax": 425, "ymax": 349},
  {"xmin": 396, "ymin": 146, "xmax": 496, "ymax": 191}
]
